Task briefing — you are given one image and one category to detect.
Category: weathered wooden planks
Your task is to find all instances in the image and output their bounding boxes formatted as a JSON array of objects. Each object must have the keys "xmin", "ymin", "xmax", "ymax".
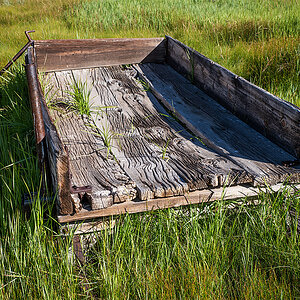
[
  {"xmin": 83, "ymin": 66, "xmax": 251, "ymax": 198},
  {"xmin": 166, "ymin": 36, "xmax": 300, "ymax": 158},
  {"xmin": 35, "ymin": 38, "xmax": 166, "ymax": 72},
  {"xmin": 86, "ymin": 66, "xmax": 190, "ymax": 200},
  {"xmin": 136, "ymin": 63, "xmax": 300, "ymax": 185},
  {"xmin": 46, "ymin": 71, "xmax": 137, "ymax": 210}
]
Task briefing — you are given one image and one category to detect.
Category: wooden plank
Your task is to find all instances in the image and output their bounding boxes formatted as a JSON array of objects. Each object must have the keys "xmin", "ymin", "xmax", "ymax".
[
  {"xmin": 58, "ymin": 189, "xmax": 213, "ymax": 223},
  {"xmin": 166, "ymin": 36, "xmax": 300, "ymax": 159},
  {"xmin": 46, "ymin": 71, "xmax": 137, "ymax": 210},
  {"xmin": 136, "ymin": 63, "xmax": 300, "ymax": 186},
  {"xmin": 82, "ymin": 66, "xmax": 189, "ymax": 200},
  {"xmin": 35, "ymin": 38, "xmax": 166, "ymax": 72},
  {"xmin": 26, "ymin": 47, "xmax": 74, "ymax": 215},
  {"xmin": 57, "ymin": 183, "xmax": 300, "ymax": 223},
  {"xmin": 81, "ymin": 66, "xmax": 251, "ymax": 198}
]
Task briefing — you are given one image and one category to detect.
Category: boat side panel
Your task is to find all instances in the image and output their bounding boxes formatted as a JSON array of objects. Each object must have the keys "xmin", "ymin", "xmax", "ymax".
[
  {"xmin": 35, "ymin": 38, "xmax": 166, "ymax": 72},
  {"xmin": 166, "ymin": 36, "xmax": 300, "ymax": 159},
  {"xmin": 26, "ymin": 47, "xmax": 74, "ymax": 215}
]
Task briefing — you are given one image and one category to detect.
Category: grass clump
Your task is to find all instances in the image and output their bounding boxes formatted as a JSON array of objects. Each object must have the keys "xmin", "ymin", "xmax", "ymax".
[
  {"xmin": 83, "ymin": 187, "xmax": 300, "ymax": 298},
  {"xmin": 66, "ymin": 76, "xmax": 93, "ymax": 117},
  {"xmin": 0, "ymin": 65, "xmax": 79, "ymax": 299}
]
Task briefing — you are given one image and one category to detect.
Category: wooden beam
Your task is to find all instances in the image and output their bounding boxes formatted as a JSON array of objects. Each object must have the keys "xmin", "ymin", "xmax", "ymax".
[
  {"xmin": 57, "ymin": 183, "xmax": 300, "ymax": 223},
  {"xmin": 166, "ymin": 36, "xmax": 300, "ymax": 159},
  {"xmin": 26, "ymin": 47, "xmax": 74, "ymax": 215},
  {"xmin": 35, "ymin": 38, "xmax": 166, "ymax": 72}
]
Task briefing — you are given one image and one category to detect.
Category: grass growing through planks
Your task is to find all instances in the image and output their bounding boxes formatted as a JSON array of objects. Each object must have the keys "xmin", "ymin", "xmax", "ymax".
[
  {"xmin": 86, "ymin": 121, "xmax": 122, "ymax": 158},
  {"xmin": 66, "ymin": 76, "xmax": 93, "ymax": 117}
]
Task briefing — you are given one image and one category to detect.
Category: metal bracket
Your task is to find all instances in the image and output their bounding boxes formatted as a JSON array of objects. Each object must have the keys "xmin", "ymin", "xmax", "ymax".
[{"xmin": 0, "ymin": 30, "xmax": 35, "ymax": 76}]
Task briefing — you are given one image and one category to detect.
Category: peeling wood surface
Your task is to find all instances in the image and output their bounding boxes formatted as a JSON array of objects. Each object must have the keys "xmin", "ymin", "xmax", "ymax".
[
  {"xmin": 35, "ymin": 38, "xmax": 166, "ymax": 72},
  {"xmin": 136, "ymin": 63, "xmax": 300, "ymax": 186},
  {"xmin": 166, "ymin": 36, "xmax": 300, "ymax": 158}
]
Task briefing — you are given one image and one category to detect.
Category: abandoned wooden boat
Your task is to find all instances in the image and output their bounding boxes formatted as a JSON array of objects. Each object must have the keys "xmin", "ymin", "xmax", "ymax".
[{"xmin": 24, "ymin": 36, "xmax": 300, "ymax": 224}]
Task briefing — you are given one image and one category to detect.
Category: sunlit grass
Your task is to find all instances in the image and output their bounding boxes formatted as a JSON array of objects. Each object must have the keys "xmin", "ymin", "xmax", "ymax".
[{"xmin": 1, "ymin": 0, "xmax": 299, "ymax": 105}]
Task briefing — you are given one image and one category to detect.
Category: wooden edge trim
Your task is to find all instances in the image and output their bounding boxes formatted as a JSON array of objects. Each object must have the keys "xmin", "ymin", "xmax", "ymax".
[
  {"xmin": 165, "ymin": 35, "xmax": 300, "ymax": 158},
  {"xmin": 26, "ymin": 46, "xmax": 74, "ymax": 215},
  {"xmin": 35, "ymin": 37, "xmax": 165, "ymax": 43},
  {"xmin": 57, "ymin": 183, "xmax": 300, "ymax": 223},
  {"xmin": 34, "ymin": 37, "xmax": 166, "ymax": 72}
]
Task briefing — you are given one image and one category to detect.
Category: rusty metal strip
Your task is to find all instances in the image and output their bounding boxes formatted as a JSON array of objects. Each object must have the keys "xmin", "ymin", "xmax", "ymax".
[
  {"xmin": 25, "ymin": 62, "xmax": 46, "ymax": 144},
  {"xmin": 0, "ymin": 30, "xmax": 35, "ymax": 76}
]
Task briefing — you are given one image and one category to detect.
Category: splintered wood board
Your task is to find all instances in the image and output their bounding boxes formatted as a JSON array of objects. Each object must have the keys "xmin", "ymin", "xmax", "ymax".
[{"xmin": 46, "ymin": 63, "xmax": 299, "ymax": 213}]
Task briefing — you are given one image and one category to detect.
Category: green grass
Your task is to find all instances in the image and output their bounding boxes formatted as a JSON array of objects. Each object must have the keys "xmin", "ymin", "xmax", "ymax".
[
  {"xmin": 0, "ymin": 0, "xmax": 300, "ymax": 298},
  {"xmin": 1, "ymin": 0, "xmax": 299, "ymax": 105},
  {"xmin": 1, "ymin": 64, "xmax": 299, "ymax": 300},
  {"xmin": 66, "ymin": 76, "xmax": 93, "ymax": 117}
]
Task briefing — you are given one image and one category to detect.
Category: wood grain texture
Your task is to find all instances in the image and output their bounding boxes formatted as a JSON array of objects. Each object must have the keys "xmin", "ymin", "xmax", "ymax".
[
  {"xmin": 46, "ymin": 71, "xmax": 137, "ymax": 210},
  {"xmin": 82, "ymin": 66, "xmax": 250, "ymax": 198},
  {"xmin": 84, "ymin": 66, "xmax": 189, "ymax": 200},
  {"xmin": 57, "ymin": 183, "xmax": 300, "ymax": 223},
  {"xmin": 136, "ymin": 63, "xmax": 300, "ymax": 186},
  {"xmin": 25, "ymin": 47, "xmax": 74, "ymax": 215},
  {"xmin": 35, "ymin": 38, "xmax": 166, "ymax": 72},
  {"xmin": 166, "ymin": 36, "xmax": 300, "ymax": 159}
]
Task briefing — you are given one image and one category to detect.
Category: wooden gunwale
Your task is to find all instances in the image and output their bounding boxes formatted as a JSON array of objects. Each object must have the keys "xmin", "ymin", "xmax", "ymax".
[
  {"xmin": 26, "ymin": 46, "xmax": 73, "ymax": 215},
  {"xmin": 166, "ymin": 36, "xmax": 300, "ymax": 158},
  {"xmin": 26, "ymin": 37, "xmax": 300, "ymax": 223}
]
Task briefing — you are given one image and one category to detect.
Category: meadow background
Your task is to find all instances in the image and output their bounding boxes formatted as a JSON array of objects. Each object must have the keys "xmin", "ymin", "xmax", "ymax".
[{"xmin": 0, "ymin": 0, "xmax": 299, "ymax": 298}]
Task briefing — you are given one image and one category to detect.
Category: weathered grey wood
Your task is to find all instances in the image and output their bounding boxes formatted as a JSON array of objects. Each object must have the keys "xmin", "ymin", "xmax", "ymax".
[
  {"xmin": 83, "ymin": 66, "xmax": 251, "ymax": 198},
  {"xmin": 58, "ymin": 189, "xmax": 213, "ymax": 223},
  {"xmin": 136, "ymin": 63, "xmax": 300, "ymax": 185},
  {"xmin": 166, "ymin": 36, "xmax": 300, "ymax": 158},
  {"xmin": 57, "ymin": 183, "xmax": 300, "ymax": 223},
  {"xmin": 46, "ymin": 71, "xmax": 137, "ymax": 210},
  {"xmin": 84, "ymin": 67, "xmax": 189, "ymax": 200},
  {"xmin": 26, "ymin": 47, "xmax": 74, "ymax": 215},
  {"xmin": 35, "ymin": 38, "xmax": 166, "ymax": 72},
  {"xmin": 41, "ymin": 103, "xmax": 74, "ymax": 215}
]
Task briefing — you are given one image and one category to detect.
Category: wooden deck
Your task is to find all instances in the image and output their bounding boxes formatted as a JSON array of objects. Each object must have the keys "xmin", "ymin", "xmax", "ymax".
[{"xmin": 44, "ymin": 63, "xmax": 300, "ymax": 222}]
